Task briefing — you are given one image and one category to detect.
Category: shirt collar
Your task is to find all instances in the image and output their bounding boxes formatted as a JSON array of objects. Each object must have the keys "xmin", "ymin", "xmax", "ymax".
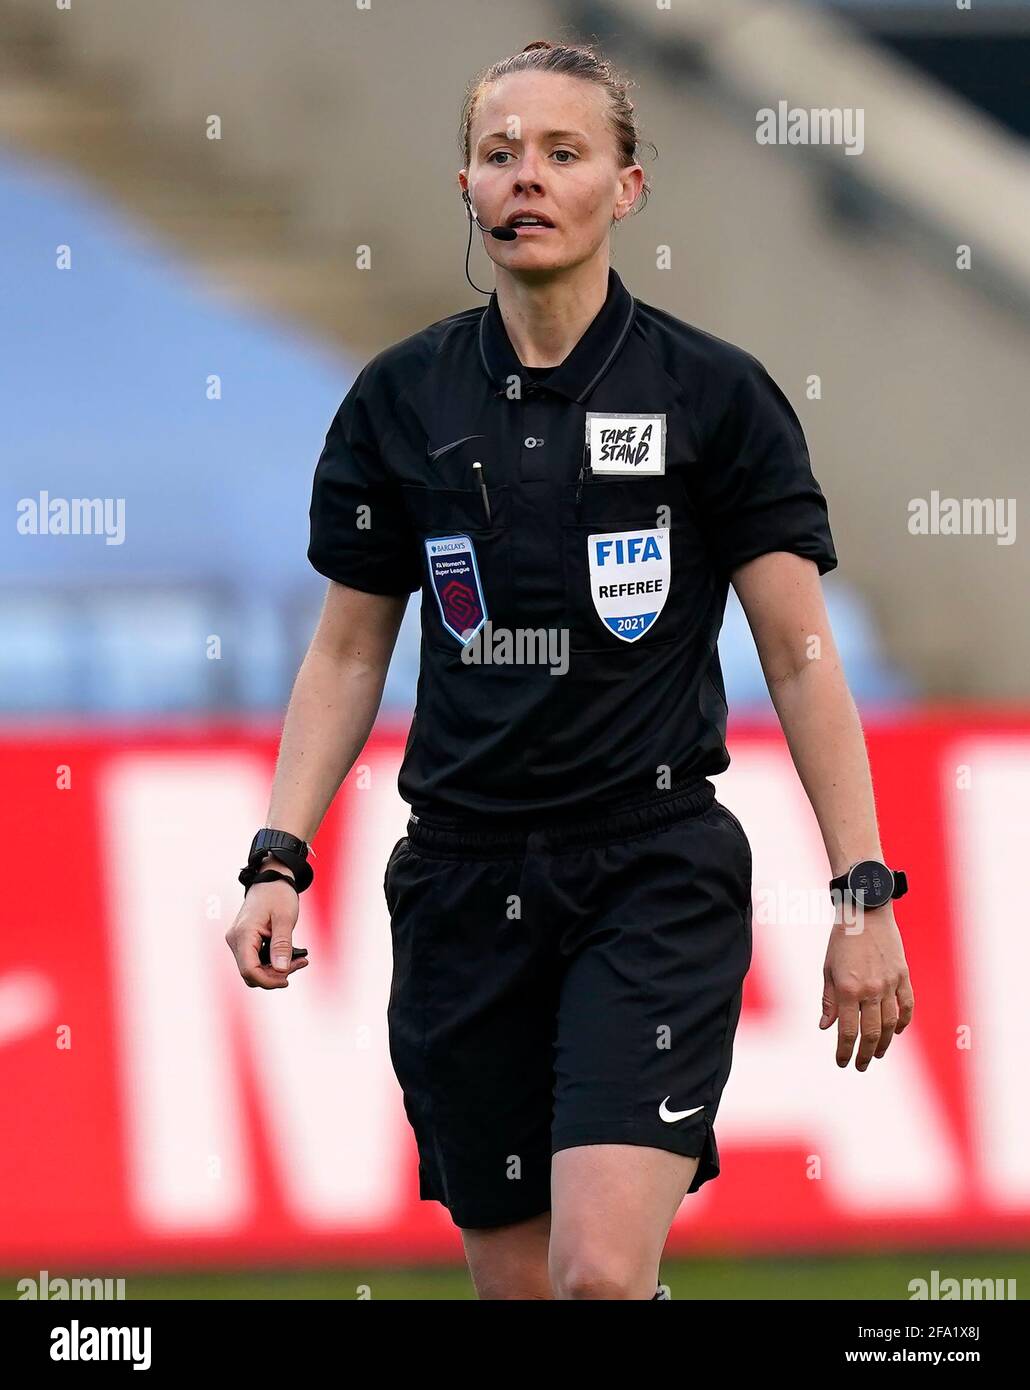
[{"xmin": 477, "ymin": 266, "xmax": 637, "ymax": 403}]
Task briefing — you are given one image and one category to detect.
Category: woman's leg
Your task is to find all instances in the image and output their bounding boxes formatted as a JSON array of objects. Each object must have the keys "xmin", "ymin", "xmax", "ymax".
[
  {"xmin": 461, "ymin": 1211, "xmax": 553, "ymax": 1299},
  {"xmin": 549, "ymin": 1145, "xmax": 699, "ymax": 1299}
]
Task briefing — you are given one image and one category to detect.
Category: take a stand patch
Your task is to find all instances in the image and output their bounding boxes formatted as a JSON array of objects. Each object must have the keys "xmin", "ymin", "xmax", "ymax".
[
  {"xmin": 585, "ymin": 412, "xmax": 665, "ymax": 474},
  {"xmin": 425, "ymin": 534, "xmax": 487, "ymax": 644},
  {"xmin": 587, "ymin": 528, "xmax": 670, "ymax": 642}
]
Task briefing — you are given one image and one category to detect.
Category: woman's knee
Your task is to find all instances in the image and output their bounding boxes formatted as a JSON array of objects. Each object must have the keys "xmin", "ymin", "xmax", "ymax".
[
  {"xmin": 547, "ymin": 1144, "xmax": 693, "ymax": 1298},
  {"xmin": 549, "ymin": 1243, "xmax": 654, "ymax": 1301}
]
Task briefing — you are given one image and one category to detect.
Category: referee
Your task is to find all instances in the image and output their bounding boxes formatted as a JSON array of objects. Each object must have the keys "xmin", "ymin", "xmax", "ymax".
[{"xmin": 226, "ymin": 39, "xmax": 915, "ymax": 1300}]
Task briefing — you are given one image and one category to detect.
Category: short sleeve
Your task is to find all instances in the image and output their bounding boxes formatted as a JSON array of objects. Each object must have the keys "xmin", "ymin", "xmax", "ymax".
[
  {"xmin": 697, "ymin": 357, "xmax": 837, "ymax": 578},
  {"xmin": 307, "ymin": 367, "xmax": 422, "ymax": 595}
]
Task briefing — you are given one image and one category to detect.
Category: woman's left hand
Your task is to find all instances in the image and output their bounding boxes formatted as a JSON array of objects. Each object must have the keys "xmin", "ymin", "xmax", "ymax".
[{"xmin": 820, "ymin": 908, "xmax": 915, "ymax": 1070}]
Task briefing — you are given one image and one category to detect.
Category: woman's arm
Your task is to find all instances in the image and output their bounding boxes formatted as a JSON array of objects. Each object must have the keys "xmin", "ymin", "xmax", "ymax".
[
  {"xmin": 731, "ymin": 551, "xmax": 915, "ymax": 1070},
  {"xmin": 265, "ymin": 580, "xmax": 409, "ymax": 844},
  {"xmin": 225, "ymin": 580, "xmax": 409, "ymax": 989}
]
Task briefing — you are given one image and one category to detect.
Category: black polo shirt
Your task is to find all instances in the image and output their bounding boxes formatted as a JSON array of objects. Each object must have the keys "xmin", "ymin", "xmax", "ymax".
[{"xmin": 308, "ymin": 267, "xmax": 836, "ymax": 822}]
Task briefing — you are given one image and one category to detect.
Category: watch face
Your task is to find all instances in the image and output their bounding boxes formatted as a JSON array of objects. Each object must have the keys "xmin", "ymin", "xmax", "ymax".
[{"xmin": 848, "ymin": 860, "xmax": 894, "ymax": 910}]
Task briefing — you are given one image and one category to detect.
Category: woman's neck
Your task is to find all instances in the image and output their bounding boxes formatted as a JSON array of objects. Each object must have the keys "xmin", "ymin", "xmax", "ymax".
[{"xmin": 494, "ymin": 255, "xmax": 610, "ymax": 369}]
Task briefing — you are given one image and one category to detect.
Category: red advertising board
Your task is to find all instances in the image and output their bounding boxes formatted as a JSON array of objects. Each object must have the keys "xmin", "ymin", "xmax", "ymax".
[{"xmin": 2, "ymin": 714, "xmax": 1028, "ymax": 1266}]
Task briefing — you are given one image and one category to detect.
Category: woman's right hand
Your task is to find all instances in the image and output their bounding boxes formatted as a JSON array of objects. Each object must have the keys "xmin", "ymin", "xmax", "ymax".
[{"xmin": 225, "ymin": 878, "xmax": 308, "ymax": 989}]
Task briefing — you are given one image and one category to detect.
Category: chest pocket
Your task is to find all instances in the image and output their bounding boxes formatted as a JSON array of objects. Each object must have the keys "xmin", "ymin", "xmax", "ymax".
[
  {"xmin": 401, "ymin": 485, "xmax": 513, "ymax": 654},
  {"xmin": 561, "ymin": 476, "xmax": 708, "ymax": 653}
]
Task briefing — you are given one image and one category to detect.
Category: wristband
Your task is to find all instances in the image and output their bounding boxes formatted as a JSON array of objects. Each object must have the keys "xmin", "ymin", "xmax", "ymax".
[
  {"xmin": 244, "ymin": 868, "xmax": 298, "ymax": 895},
  {"xmin": 240, "ymin": 827, "xmax": 314, "ymax": 893}
]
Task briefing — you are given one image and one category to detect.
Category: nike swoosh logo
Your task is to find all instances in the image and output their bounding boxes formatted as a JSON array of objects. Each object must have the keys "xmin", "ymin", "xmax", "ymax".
[
  {"xmin": 427, "ymin": 434, "xmax": 486, "ymax": 461},
  {"xmin": 658, "ymin": 1098, "xmax": 704, "ymax": 1123}
]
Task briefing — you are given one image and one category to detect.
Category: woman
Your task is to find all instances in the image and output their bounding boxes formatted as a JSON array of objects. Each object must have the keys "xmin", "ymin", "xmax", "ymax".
[{"xmin": 226, "ymin": 39, "xmax": 915, "ymax": 1300}]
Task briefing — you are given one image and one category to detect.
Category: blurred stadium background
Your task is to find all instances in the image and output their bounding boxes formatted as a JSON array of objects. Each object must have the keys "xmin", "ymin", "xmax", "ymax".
[{"xmin": 2, "ymin": 0, "xmax": 1028, "ymax": 1299}]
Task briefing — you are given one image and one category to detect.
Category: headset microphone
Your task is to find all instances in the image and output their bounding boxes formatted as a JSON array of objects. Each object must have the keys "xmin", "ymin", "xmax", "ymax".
[
  {"xmin": 462, "ymin": 190, "xmax": 518, "ymax": 241},
  {"xmin": 462, "ymin": 190, "xmax": 517, "ymax": 295}
]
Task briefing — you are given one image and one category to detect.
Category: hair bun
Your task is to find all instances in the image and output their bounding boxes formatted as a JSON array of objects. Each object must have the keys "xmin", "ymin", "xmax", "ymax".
[{"xmin": 522, "ymin": 40, "xmax": 553, "ymax": 52}]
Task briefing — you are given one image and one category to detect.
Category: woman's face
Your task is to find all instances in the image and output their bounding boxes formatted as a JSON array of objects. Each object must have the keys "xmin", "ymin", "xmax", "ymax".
[{"xmin": 460, "ymin": 71, "xmax": 643, "ymax": 277}]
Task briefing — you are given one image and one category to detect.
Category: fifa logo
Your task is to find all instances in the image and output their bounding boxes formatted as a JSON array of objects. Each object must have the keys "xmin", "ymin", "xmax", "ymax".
[{"xmin": 594, "ymin": 534, "xmax": 664, "ymax": 566}]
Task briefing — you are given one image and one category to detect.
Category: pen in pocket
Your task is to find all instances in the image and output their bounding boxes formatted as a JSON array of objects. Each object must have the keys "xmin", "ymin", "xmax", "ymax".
[
  {"xmin": 575, "ymin": 433, "xmax": 590, "ymax": 511},
  {"xmin": 472, "ymin": 460, "xmax": 492, "ymax": 525}
]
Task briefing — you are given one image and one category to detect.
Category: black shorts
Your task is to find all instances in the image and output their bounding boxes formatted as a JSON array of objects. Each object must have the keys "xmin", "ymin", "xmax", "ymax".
[{"xmin": 383, "ymin": 779, "xmax": 753, "ymax": 1230}]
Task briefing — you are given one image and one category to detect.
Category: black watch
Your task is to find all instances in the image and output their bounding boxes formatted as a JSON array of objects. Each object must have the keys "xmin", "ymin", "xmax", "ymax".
[
  {"xmin": 239, "ymin": 828, "xmax": 314, "ymax": 894},
  {"xmin": 829, "ymin": 860, "xmax": 908, "ymax": 911}
]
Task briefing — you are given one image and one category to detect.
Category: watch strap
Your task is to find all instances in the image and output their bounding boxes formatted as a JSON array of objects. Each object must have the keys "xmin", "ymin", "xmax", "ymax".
[{"xmin": 250, "ymin": 828, "xmax": 307, "ymax": 860}]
